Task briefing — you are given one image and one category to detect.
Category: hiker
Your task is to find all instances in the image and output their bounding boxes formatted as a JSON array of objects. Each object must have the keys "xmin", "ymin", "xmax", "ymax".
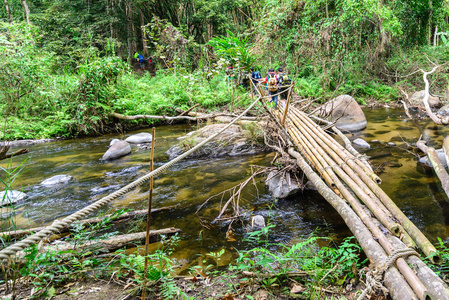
[
  {"xmin": 250, "ymin": 67, "xmax": 262, "ymax": 92},
  {"xmin": 136, "ymin": 53, "xmax": 145, "ymax": 70},
  {"xmin": 263, "ymin": 68, "xmax": 279, "ymax": 107},
  {"xmin": 226, "ymin": 64, "xmax": 234, "ymax": 85},
  {"xmin": 276, "ymin": 68, "xmax": 291, "ymax": 101}
]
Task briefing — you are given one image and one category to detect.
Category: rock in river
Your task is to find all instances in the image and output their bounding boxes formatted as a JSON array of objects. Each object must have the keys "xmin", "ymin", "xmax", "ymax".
[
  {"xmin": 41, "ymin": 174, "xmax": 73, "ymax": 187},
  {"xmin": 266, "ymin": 171, "xmax": 302, "ymax": 199},
  {"xmin": 315, "ymin": 94, "xmax": 367, "ymax": 132},
  {"xmin": 125, "ymin": 132, "xmax": 153, "ymax": 144},
  {"xmin": 352, "ymin": 138, "xmax": 370, "ymax": 149},
  {"xmin": 102, "ymin": 141, "xmax": 131, "ymax": 161},
  {"xmin": 419, "ymin": 148, "xmax": 447, "ymax": 168},
  {"xmin": 0, "ymin": 190, "xmax": 26, "ymax": 206},
  {"xmin": 166, "ymin": 124, "xmax": 266, "ymax": 159}
]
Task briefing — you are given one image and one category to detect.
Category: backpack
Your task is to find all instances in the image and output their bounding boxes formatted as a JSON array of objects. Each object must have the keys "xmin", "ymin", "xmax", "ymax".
[
  {"xmin": 138, "ymin": 54, "xmax": 145, "ymax": 63},
  {"xmin": 254, "ymin": 71, "xmax": 261, "ymax": 79},
  {"xmin": 278, "ymin": 73, "xmax": 291, "ymax": 86},
  {"xmin": 267, "ymin": 73, "xmax": 277, "ymax": 92}
]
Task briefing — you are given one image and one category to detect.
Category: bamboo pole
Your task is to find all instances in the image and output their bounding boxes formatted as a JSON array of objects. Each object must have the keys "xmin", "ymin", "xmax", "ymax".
[
  {"xmin": 444, "ymin": 136, "xmax": 449, "ymax": 169},
  {"xmin": 280, "ymin": 115, "xmax": 429, "ymax": 299},
  {"xmin": 142, "ymin": 127, "xmax": 156, "ymax": 300},
  {"xmin": 292, "ymin": 108, "xmax": 440, "ymax": 263},
  {"xmin": 281, "ymin": 82, "xmax": 294, "ymax": 126},
  {"xmin": 417, "ymin": 140, "xmax": 449, "ymax": 201},
  {"xmin": 287, "ymin": 148, "xmax": 420, "ymax": 300},
  {"xmin": 284, "ymin": 110, "xmax": 402, "ymax": 236}
]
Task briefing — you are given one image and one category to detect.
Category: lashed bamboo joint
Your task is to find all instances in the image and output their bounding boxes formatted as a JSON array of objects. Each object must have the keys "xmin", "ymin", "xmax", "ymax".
[{"xmin": 250, "ymin": 79, "xmax": 449, "ymax": 300}]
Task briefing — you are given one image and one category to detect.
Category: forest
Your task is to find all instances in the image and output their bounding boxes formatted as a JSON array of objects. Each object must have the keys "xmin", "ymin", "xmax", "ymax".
[{"xmin": 2, "ymin": 0, "xmax": 449, "ymax": 140}]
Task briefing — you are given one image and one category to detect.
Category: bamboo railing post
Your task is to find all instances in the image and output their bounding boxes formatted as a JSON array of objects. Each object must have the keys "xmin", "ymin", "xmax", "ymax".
[
  {"xmin": 281, "ymin": 82, "xmax": 294, "ymax": 126},
  {"xmin": 142, "ymin": 127, "xmax": 156, "ymax": 300}
]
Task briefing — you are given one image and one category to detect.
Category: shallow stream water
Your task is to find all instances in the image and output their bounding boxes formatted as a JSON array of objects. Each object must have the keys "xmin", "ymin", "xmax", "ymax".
[{"xmin": 1, "ymin": 108, "xmax": 449, "ymax": 270}]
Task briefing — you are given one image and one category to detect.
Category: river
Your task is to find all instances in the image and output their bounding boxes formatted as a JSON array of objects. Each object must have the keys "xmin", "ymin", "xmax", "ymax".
[{"xmin": 1, "ymin": 107, "xmax": 449, "ymax": 270}]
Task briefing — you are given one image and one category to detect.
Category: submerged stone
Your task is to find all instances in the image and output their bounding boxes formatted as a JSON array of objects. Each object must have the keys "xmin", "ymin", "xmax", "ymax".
[
  {"xmin": 41, "ymin": 174, "xmax": 73, "ymax": 187},
  {"xmin": 0, "ymin": 190, "xmax": 26, "ymax": 206},
  {"xmin": 352, "ymin": 138, "xmax": 370, "ymax": 149}
]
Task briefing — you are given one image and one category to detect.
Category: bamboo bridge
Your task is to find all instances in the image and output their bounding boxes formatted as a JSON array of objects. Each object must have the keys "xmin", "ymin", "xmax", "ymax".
[
  {"xmin": 253, "ymin": 82, "xmax": 449, "ymax": 300},
  {"xmin": 1, "ymin": 82, "xmax": 449, "ymax": 299}
]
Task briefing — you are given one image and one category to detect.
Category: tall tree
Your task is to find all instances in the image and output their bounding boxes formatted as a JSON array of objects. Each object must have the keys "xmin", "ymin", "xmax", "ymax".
[{"xmin": 4, "ymin": 0, "xmax": 12, "ymax": 23}]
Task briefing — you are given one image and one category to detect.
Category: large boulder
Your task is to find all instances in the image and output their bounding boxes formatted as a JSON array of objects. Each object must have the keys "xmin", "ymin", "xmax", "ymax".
[
  {"xmin": 0, "ymin": 190, "xmax": 26, "ymax": 206},
  {"xmin": 265, "ymin": 171, "xmax": 302, "ymax": 199},
  {"xmin": 41, "ymin": 175, "xmax": 73, "ymax": 187},
  {"xmin": 166, "ymin": 124, "xmax": 266, "ymax": 159},
  {"xmin": 125, "ymin": 132, "xmax": 153, "ymax": 144},
  {"xmin": 409, "ymin": 90, "xmax": 441, "ymax": 108},
  {"xmin": 315, "ymin": 95, "xmax": 367, "ymax": 132},
  {"xmin": 102, "ymin": 141, "xmax": 131, "ymax": 160}
]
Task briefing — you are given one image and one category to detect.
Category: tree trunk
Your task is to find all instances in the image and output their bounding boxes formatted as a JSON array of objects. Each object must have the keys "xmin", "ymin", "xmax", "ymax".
[
  {"xmin": 139, "ymin": 9, "xmax": 149, "ymax": 57},
  {"xmin": 4, "ymin": 0, "xmax": 12, "ymax": 24},
  {"xmin": 22, "ymin": 0, "xmax": 30, "ymax": 25}
]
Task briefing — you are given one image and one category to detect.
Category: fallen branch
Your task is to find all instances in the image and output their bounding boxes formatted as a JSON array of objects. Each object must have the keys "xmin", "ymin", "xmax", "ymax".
[
  {"xmin": 41, "ymin": 228, "xmax": 181, "ymax": 254},
  {"xmin": 416, "ymin": 139, "xmax": 449, "ymax": 201},
  {"xmin": 242, "ymin": 271, "xmax": 309, "ymax": 278},
  {"xmin": 0, "ymin": 147, "xmax": 29, "ymax": 161},
  {"xmin": 0, "ymin": 205, "xmax": 178, "ymax": 240},
  {"xmin": 111, "ymin": 112, "xmax": 259, "ymax": 122}
]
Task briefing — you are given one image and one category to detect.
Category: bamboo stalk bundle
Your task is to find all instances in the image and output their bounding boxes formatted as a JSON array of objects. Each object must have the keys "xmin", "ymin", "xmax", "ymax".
[
  {"xmin": 287, "ymin": 107, "xmax": 440, "ymax": 264},
  {"xmin": 274, "ymin": 111, "xmax": 430, "ymax": 299},
  {"xmin": 264, "ymin": 100, "xmax": 449, "ymax": 299}
]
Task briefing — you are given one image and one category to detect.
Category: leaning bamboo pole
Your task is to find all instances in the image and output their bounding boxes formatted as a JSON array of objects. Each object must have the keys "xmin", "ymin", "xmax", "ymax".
[
  {"xmin": 282, "ymin": 110, "xmax": 402, "ymax": 236},
  {"xmin": 288, "ymin": 148, "xmax": 422, "ymax": 300},
  {"xmin": 417, "ymin": 140, "xmax": 449, "ymax": 201},
  {"xmin": 290, "ymin": 108, "xmax": 440, "ymax": 264},
  {"xmin": 279, "ymin": 114, "xmax": 429, "ymax": 299}
]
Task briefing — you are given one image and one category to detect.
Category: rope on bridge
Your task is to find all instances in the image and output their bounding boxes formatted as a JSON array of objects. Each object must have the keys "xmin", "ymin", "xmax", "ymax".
[{"xmin": 0, "ymin": 95, "xmax": 263, "ymax": 261}]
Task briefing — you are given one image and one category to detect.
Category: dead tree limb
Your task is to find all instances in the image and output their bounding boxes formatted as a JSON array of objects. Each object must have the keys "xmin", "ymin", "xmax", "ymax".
[
  {"xmin": 40, "ymin": 228, "xmax": 181, "ymax": 254},
  {"xmin": 421, "ymin": 66, "xmax": 449, "ymax": 125},
  {"xmin": 111, "ymin": 112, "xmax": 259, "ymax": 121},
  {"xmin": 0, "ymin": 205, "xmax": 178, "ymax": 240},
  {"xmin": 417, "ymin": 139, "xmax": 449, "ymax": 201}
]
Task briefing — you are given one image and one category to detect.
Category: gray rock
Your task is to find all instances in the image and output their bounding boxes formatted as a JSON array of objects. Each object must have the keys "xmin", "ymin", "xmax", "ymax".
[
  {"xmin": 315, "ymin": 95, "xmax": 367, "ymax": 132},
  {"xmin": 251, "ymin": 215, "xmax": 266, "ymax": 229},
  {"xmin": 110, "ymin": 139, "xmax": 120, "ymax": 146},
  {"xmin": 266, "ymin": 171, "xmax": 302, "ymax": 199},
  {"xmin": 0, "ymin": 190, "xmax": 26, "ymax": 206},
  {"xmin": 419, "ymin": 148, "xmax": 447, "ymax": 168},
  {"xmin": 409, "ymin": 90, "xmax": 441, "ymax": 108},
  {"xmin": 125, "ymin": 132, "xmax": 153, "ymax": 144},
  {"xmin": 166, "ymin": 124, "xmax": 266, "ymax": 159},
  {"xmin": 41, "ymin": 174, "xmax": 73, "ymax": 186},
  {"xmin": 304, "ymin": 181, "xmax": 318, "ymax": 191},
  {"xmin": 387, "ymin": 142, "xmax": 396, "ymax": 146},
  {"xmin": 102, "ymin": 140, "xmax": 131, "ymax": 160},
  {"xmin": 352, "ymin": 138, "xmax": 370, "ymax": 149},
  {"xmin": 437, "ymin": 104, "xmax": 449, "ymax": 117}
]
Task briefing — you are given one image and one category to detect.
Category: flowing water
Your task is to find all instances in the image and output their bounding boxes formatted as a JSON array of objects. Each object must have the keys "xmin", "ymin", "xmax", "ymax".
[{"xmin": 1, "ymin": 108, "xmax": 449, "ymax": 270}]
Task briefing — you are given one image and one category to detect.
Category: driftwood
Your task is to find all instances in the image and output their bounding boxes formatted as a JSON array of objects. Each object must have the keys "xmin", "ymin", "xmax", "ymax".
[
  {"xmin": 0, "ymin": 146, "xmax": 29, "ymax": 161},
  {"xmin": 417, "ymin": 140, "xmax": 449, "ymax": 201},
  {"xmin": 111, "ymin": 112, "xmax": 259, "ymax": 122},
  {"xmin": 0, "ymin": 205, "xmax": 178, "ymax": 240},
  {"xmin": 421, "ymin": 66, "xmax": 449, "ymax": 125},
  {"xmin": 41, "ymin": 228, "xmax": 181, "ymax": 254}
]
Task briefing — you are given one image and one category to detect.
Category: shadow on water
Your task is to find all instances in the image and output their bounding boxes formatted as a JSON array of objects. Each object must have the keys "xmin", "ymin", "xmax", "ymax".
[{"xmin": 2, "ymin": 108, "xmax": 449, "ymax": 268}]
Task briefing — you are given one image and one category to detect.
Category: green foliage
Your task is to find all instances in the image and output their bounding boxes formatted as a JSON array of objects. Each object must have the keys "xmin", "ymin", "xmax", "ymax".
[
  {"xmin": 427, "ymin": 237, "xmax": 449, "ymax": 276},
  {"xmin": 208, "ymin": 31, "xmax": 255, "ymax": 70},
  {"xmin": 231, "ymin": 225, "xmax": 366, "ymax": 295}
]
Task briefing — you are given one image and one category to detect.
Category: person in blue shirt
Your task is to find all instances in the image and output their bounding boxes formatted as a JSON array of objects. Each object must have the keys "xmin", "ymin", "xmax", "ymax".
[{"xmin": 137, "ymin": 53, "xmax": 145, "ymax": 70}]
